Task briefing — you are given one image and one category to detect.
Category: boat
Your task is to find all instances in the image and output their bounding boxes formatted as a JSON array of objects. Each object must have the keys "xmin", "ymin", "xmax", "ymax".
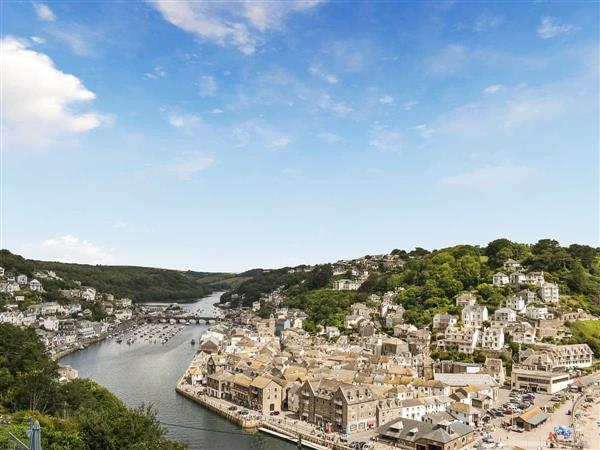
[
  {"xmin": 191, "ymin": 339, "xmax": 195, "ymax": 345},
  {"xmin": 116, "ymin": 337, "xmax": 123, "ymax": 344}
]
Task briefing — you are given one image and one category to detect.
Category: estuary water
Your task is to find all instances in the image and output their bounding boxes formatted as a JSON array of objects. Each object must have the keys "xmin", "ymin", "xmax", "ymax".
[{"xmin": 61, "ymin": 292, "xmax": 295, "ymax": 450}]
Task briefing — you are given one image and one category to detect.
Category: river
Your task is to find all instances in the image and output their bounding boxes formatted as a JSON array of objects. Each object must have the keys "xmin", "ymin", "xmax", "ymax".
[{"xmin": 60, "ymin": 292, "xmax": 295, "ymax": 450}]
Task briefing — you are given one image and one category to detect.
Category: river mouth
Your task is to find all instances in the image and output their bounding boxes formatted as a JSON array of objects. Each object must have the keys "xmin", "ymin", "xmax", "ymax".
[{"xmin": 60, "ymin": 292, "xmax": 295, "ymax": 450}]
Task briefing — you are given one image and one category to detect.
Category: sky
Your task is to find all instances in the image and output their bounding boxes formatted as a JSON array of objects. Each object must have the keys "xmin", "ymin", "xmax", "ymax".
[{"xmin": 1, "ymin": 1, "xmax": 598, "ymax": 272}]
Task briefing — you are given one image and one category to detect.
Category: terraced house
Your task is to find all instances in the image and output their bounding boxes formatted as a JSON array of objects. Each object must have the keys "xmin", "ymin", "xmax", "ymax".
[{"xmin": 298, "ymin": 379, "xmax": 378, "ymax": 433}]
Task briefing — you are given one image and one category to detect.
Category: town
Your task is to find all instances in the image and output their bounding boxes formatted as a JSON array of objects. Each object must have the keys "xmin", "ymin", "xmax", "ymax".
[{"xmin": 176, "ymin": 253, "xmax": 600, "ymax": 450}]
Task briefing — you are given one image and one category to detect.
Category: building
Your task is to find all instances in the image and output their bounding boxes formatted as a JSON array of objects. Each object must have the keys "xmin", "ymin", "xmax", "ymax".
[
  {"xmin": 517, "ymin": 289, "xmax": 537, "ymax": 304},
  {"xmin": 505, "ymin": 296, "xmax": 526, "ymax": 313},
  {"xmin": 16, "ymin": 274, "xmax": 28, "ymax": 285},
  {"xmin": 29, "ymin": 279, "xmax": 43, "ymax": 292},
  {"xmin": 455, "ymin": 292, "xmax": 477, "ymax": 307},
  {"xmin": 520, "ymin": 344, "xmax": 593, "ymax": 370},
  {"xmin": 525, "ymin": 306, "xmax": 553, "ymax": 320},
  {"xmin": 502, "ymin": 259, "xmax": 522, "ymax": 271},
  {"xmin": 379, "ymin": 417, "xmax": 477, "ymax": 450},
  {"xmin": 249, "ymin": 376, "xmax": 282, "ymax": 415},
  {"xmin": 432, "ymin": 314, "xmax": 458, "ymax": 330},
  {"xmin": 510, "ymin": 368, "xmax": 572, "ymax": 394},
  {"xmin": 481, "ymin": 326, "xmax": 505, "ymax": 351},
  {"xmin": 492, "ymin": 273, "xmax": 509, "ymax": 287},
  {"xmin": 298, "ymin": 379, "xmax": 378, "ymax": 434},
  {"xmin": 332, "ymin": 279, "xmax": 361, "ymax": 291},
  {"xmin": 514, "ymin": 407, "xmax": 550, "ymax": 431},
  {"xmin": 493, "ymin": 308, "xmax": 516, "ymax": 324},
  {"xmin": 461, "ymin": 305, "xmax": 488, "ymax": 328},
  {"xmin": 539, "ymin": 282, "xmax": 559, "ymax": 303}
]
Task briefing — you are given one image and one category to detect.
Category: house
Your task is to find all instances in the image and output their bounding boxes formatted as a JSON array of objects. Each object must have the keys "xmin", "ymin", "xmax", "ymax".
[
  {"xmin": 325, "ymin": 326, "xmax": 340, "ymax": 339},
  {"xmin": 502, "ymin": 259, "xmax": 521, "ymax": 271},
  {"xmin": 344, "ymin": 315, "xmax": 364, "ymax": 329},
  {"xmin": 447, "ymin": 402, "xmax": 481, "ymax": 427},
  {"xmin": 539, "ymin": 282, "xmax": 559, "ymax": 303},
  {"xmin": 358, "ymin": 320, "xmax": 376, "ymax": 337},
  {"xmin": 378, "ymin": 417, "xmax": 477, "ymax": 450},
  {"xmin": 493, "ymin": 308, "xmax": 516, "ymax": 325},
  {"xmin": 386, "ymin": 312, "xmax": 404, "ymax": 328},
  {"xmin": 525, "ymin": 305, "xmax": 553, "ymax": 320},
  {"xmin": 439, "ymin": 327, "xmax": 479, "ymax": 354},
  {"xmin": 351, "ymin": 303, "xmax": 372, "ymax": 318},
  {"xmin": 332, "ymin": 279, "xmax": 361, "ymax": 291},
  {"xmin": 432, "ymin": 314, "xmax": 458, "ymax": 330},
  {"xmin": 249, "ymin": 376, "xmax": 282, "ymax": 415},
  {"xmin": 461, "ymin": 305, "xmax": 488, "ymax": 328},
  {"xmin": 29, "ymin": 279, "xmax": 43, "ymax": 292},
  {"xmin": 520, "ymin": 344, "xmax": 593, "ymax": 370},
  {"xmin": 517, "ymin": 289, "xmax": 537, "ymax": 304},
  {"xmin": 81, "ymin": 287, "xmax": 97, "ymax": 302},
  {"xmin": 506, "ymin": 296, "xmax": 526, "ymax": 313},
  {"xmin": 509, "ymin": 271, "xmax": 528, "ymax": 286},
  {"xmin": 16, "ymin": 274, "xmax": 28, "ymax": 285},
  {"xmin": 298, "ymin": 379, "xmax": 378, "ymax": 434},
  {"xmin": 492, "ymin": 273, "xmax": 509, "ymax": 286},
  {"xmin": 481, "ymin": 326, "xmax": 504, "ymax": 351},
  {"xmin": 527, "ymin": 271, "xmax": 545, "ymax": 286},
  {"xmin": 0, "ymin": 267, "xmax": 4, "ymax": 277},
  {"xmin": 455, "ymin": 292, "xmax": 477, "ymax": 307}
]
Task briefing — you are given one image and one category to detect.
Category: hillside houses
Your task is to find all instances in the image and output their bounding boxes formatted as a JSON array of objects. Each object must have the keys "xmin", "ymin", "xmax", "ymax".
[{"xmin": 461, "ymin": 305, "xmax": 488, "ymax": 328}]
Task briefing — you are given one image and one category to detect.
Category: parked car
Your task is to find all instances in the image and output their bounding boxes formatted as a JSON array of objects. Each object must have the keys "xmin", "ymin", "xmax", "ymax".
[
  {"xmin": 239, "ymin": 410, "xmax": 249, "ymax": 416},
  {"xmin": 270, "ymin": 411, "xmax": 280, "ymax": 416},
  {"xmin": 228, "ymin": 406, "xmax": 237, "ymax": 411}
]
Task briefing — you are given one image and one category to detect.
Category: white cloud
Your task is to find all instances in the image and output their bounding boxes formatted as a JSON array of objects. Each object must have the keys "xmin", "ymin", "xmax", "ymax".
[
  {"xmin": 40, "ymin": 235, "xmax": 113, "ymax": 264},
  {"xmin": 1, "ymin": 36, "xmax": 103, "ymax": 148},
  {"xmin": 318, "ymin": 94, "xmax": 352, "ymax": 114},
  {"xmin": 168, "ymin": 113, "xmax": 202, "ymax": 130},
  {"xmin": 145, "ymin": 65, "xmax": 167, "ymax": 79},
  {"xmin": 412, "ymin": 124, "xmax": 434, "ymax": 140},
  {"xmin": 484, "ymin": 84, "xmax": 503, "ymax": 94},
  {"xmin": 379, "ymin": 95, "xmax": 394, "ymax": 105},
  {"xmin": 537, "ymin": 17, "xmax": 578, "ymax": 39},
  {"xmin": 402, "ymin": 100, "xmax": 419, "ymax": 111},
  {"xmin": 199, "ymin": 75, "xmax": 217, "ymax": 96},
  {"xmin": 30, "ymin": 36, "xmax": 46, "ymax": 44},
  {"xmin": 47, "ymin": 27, "xmax": 95, "ymax": 57},
  {"xmin": 160, "ymin": 152, "xmax": 214, "ymax": 179},
  {"xmin": 211, "ymin": 108, "xmax": 224, "ymax": 114},
  {"xmin": 34, "ymin": 3, "xmax": 55, "ymax": 22},
  {"xmin": 308, "ymin": 65, "xmax": 338, "ymax": 84},
  {"xmin": 233, "ymin": 119, "xmax": 291, "ymax": 150},
  {"xmin": 369, "ymin": 123, "xmax": 402, "ymax": 152},
  {"xmin": 440, "ymin": 165, "xmax": 534, "ymax": 188},
  {"xmin": 317, "ymin": 132, "xmax": 340, "ymax": 144},
  {"xmin": 149, "ymin": 0, "xmax": 325, "ymax": 55}
]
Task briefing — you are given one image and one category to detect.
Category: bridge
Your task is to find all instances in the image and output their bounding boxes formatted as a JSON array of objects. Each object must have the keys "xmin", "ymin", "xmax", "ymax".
[{"xmin": 142, "ymin": 315, "xmax": 221, "ymax": 325}]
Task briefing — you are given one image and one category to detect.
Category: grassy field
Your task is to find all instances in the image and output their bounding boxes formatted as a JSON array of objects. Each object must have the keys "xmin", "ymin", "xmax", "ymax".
[{"xmin": 567, "ymin": 320, "xmax": 600, "ymax": 357}]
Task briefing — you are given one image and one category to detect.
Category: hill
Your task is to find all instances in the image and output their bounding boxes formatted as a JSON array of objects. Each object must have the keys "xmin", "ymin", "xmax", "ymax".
[
  {"xmin": 222, "ymin": 239, "xmax": 600, "ymax": 331},
  {"xmin": 0, "ymin": 250, "xmax": 243, "ymax": 303}
]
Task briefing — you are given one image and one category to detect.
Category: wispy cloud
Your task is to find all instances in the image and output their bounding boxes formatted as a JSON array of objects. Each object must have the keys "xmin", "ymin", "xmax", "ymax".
[
  {"xmin": 33, "ymin": 3, "xmax": 55, "ymax": 22},
  {"xmin": 159, "ymin": 152, "xmax": 214, "ymax": 179},
  {"xmin": 426, "ymin": 44, "xmax": 467, "ymax": 76},
  {"xmin": 379, "ymin": 95, "xmax": 394, "ymax": 105},
  {"xmin": 412, "ymin": 124, "xmax": 434, "ymax": 140},
  {"xmin": 473, "ymin": 13, "xmax": 502, "ymax": 32},
  {"xmin": 233, "ymin": 119, "xmax": 291, "ymax": 150},
  {"xmin": 308, "ymin": 65, "xmax": 338, "ymax": 84},
  {"xmin": 402, "ymin": 100, "xmax": 419, "ymax": 111},
  {"xmin": 199, "ymin": 75, "xmax": 217, "ymax": 96},
  {"xmin": 484, "ymin": 84, "xmax": 503, "ymax": 94},
  {"xmin": 168, "ymin": 113, "xmax": 202, "ymax": 131},
  {"xmin": 369, "ymin": 123, "xmax": 402, "ymax": 152},
  {"xmin": 145, "ymin": 65, "xmax": 167, "ymax": 79},
  {"xmin": 537, "ymin": 17, "xmax": 579, "ymax": 39},
  {"xmin": 318, "ymin": 94, "xmax": 352, "ymax": 114},
  {"xmin": 440, "ymin": 165, "xmax": 534, "ymax": 189},
  {"xmin": 148, "ymin": 0, "xmax": 325, "ymax": 55}
]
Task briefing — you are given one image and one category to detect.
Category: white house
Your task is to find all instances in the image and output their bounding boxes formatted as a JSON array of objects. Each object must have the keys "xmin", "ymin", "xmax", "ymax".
[
  {"xmin": 502, "ymin": 259, "xmax": 522, "ymax": 271},
  {"xmin": 332, "ymin": 279, "xmax": 361, "ymax": 291},
  {"xmin": 492, "ymin": 273, "xmax": 509, "ymax": 287},
  {"xmin": 16, "ymin": 274, "xmax": 28, "ymax": 285},
  {"xmin": 43, "ymin": 317, "xmax": 60, "ymax": 331},
  {"xmin": 506, "ymin": 296, "xmax": 526, "ymax": 313},
  {"xmin": 455, "ymin": 292, "xmax": 477, "ymax": 307},
  {"xmin": 29, "ymin": 279, "xmax": 43, "ymax": 292},
  {"xmin": 517, "ymin": 289, "xmax": 537, "ymax": 304},
  {"xmin": 432, "ymin": 314, "xmax": 458, "ymax": 330},
  {"xmin": 493, "ymin": 308, "xmax": 517, "ymax": 324},
  {"xmin": 539, "ymin": 282, "xmax": 559, "ymax": 304},
  {"xmin": 525, "ymin": 305, "xmax": 554, "ymax": 320},
  {"xmin": 325, "ymin": 326, "xmax": 340, "ymax": 339},
  {"xmin": 81, "ymin": 287, "xmax": 97, "ymax": 302},
  {"xmin": 509, "ymin": 271, "xmax": 528, "ymax": 285},
  {"xmin": 461, "ymin": 305, "xmax": 488, "ymax": 328},
  {"xmin": 481, "ymin": 326, "xmax": 505, "ymax": 351}
]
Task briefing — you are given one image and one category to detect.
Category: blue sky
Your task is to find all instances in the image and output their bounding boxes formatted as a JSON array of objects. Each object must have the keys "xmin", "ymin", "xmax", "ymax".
[{"xmin": 1, "ymin": 1, "xmax": 598, "ymax": 272}]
